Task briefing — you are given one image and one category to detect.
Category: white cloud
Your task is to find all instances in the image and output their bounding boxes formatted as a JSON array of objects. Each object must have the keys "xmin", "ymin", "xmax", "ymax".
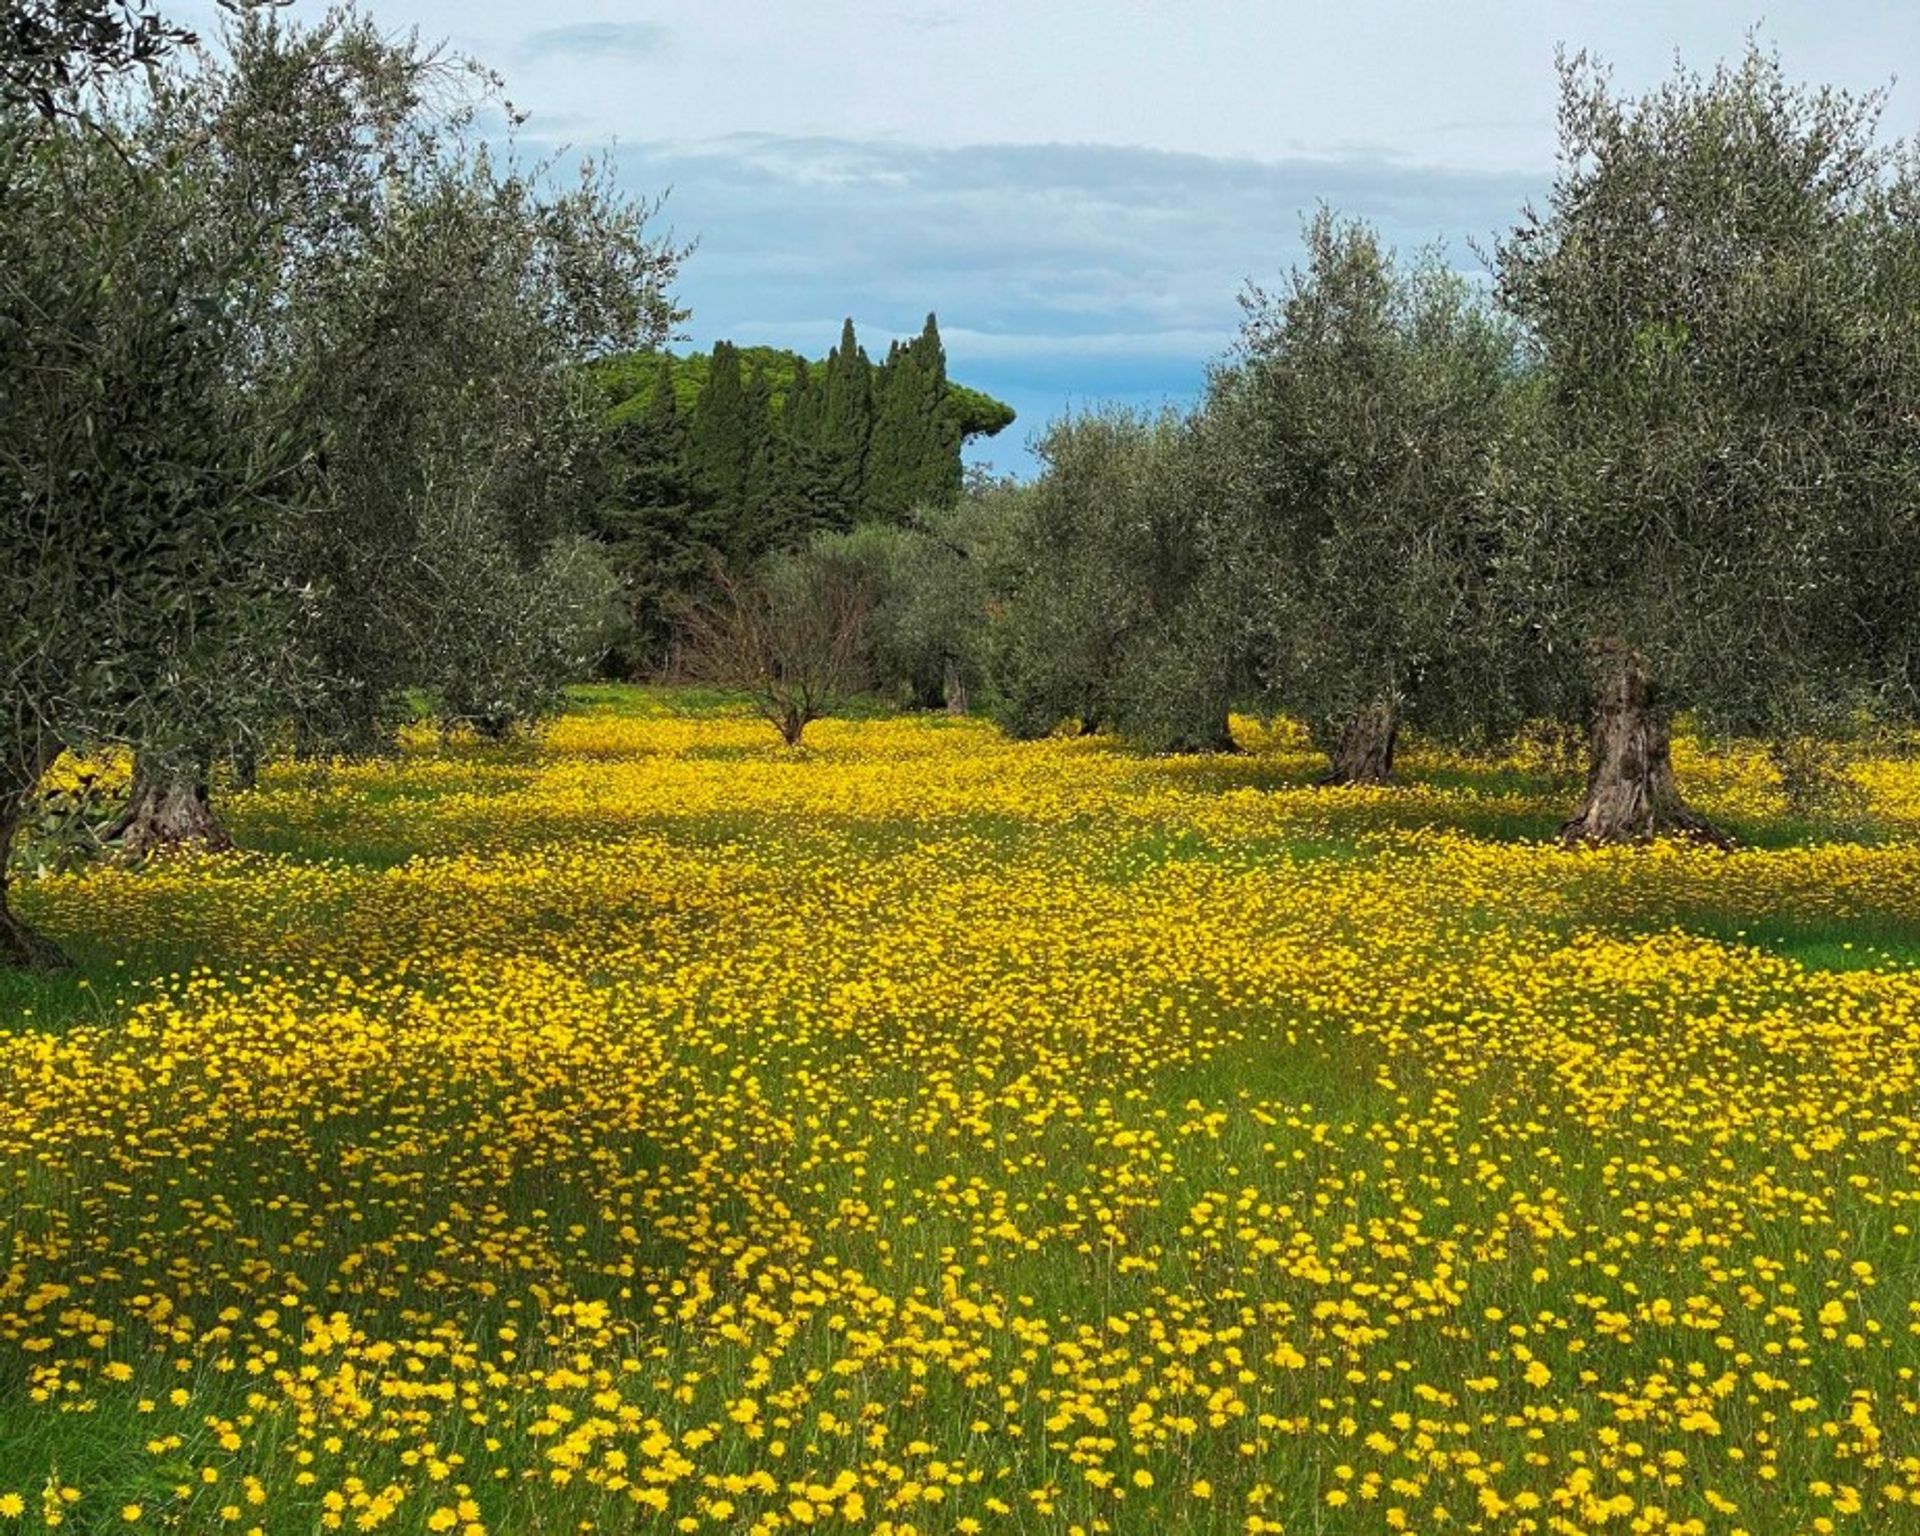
[{"xmin": 304, "ymin": 0, "xmax": 1918, "ymax": 176}]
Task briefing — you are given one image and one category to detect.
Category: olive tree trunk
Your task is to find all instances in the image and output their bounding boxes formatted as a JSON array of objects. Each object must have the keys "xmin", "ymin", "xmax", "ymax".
[
  {"xmin": 942, "ymin": 658, "xmax": 970, "ymax": 717},
  {"xmin": 1, "ymin": 735, "xmax": 68, "ymax": 971},
  {"xmin": 1559, "ymin": 650, "xmax": 1729, "ymax": 846},
  {"xmin": 111, "ymin": 749, "xmax": 233, "ymax": 859},
  {"xmin": 1321, "ymin": 700, "xmax": 1398, "ymax": 785}
]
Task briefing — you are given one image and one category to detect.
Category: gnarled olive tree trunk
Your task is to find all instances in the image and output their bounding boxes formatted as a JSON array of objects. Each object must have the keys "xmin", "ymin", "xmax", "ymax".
[
  {"xmin": 1321, "ymin": 700, "xmax": 1398, "ymax": 785},
  {"xmin": 1, "ymin": 734, "xmax": 67, "ymax": 971},
  {"xmin": 111, "ymin": 748, "xmax": 233, "ymax": 859},
  {"xmin": 1559, "ymin": 649, "xmax": 1729, "ymax": 847}
]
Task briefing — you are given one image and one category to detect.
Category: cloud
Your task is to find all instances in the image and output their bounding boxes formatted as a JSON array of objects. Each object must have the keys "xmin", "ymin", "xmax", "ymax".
[
  {"xmin": 892, "ymin": 7, "xmax": 964, "ymax": 33},
  {"xmin": 575, "ymin": 133, "xmax": 1542, "ymax": 471},
  {"xmin": 520, "ymin": 21, "xmax": 670, "ymax": 64}
]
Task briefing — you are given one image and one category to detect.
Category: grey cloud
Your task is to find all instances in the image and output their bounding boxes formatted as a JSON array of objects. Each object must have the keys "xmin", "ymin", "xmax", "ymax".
[
  {"xmin": 892, "ymin": 7, "xmax": 964, "ymax": 33},
  {"xmin": 521, "ymin": 21, "xmax": 670, "ymax": 63}
]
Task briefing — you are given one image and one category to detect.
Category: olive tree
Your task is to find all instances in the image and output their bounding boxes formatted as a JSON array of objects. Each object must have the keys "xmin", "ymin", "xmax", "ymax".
[
  {"xmin": 91, "ymin": 12, "xmax": 444, "ymax": 853},
  {"xmin": 1494, "ymin": 44, "xmax": 1910, "ymax": 843},
  {"xmin": 990, "ymin": 409, "xmax": 1243, "ymax": 751},
  {"xmin": 2, "ymin": 10, "xmax": 684, "ymax": 963},
  {"xmin": 1224, "ymin": 211, "xmax": 1524, "ymax": 784},
  {"xmin": 805, "ymin": 474, "xmax": 1030, "ymax": 715},
  {"xmin": 3, "ymin": 0, "xmax": 204, "ymax": 116},
  {"xmin": 884, "ymin": 481, "xmax": 1034, "ymax": 717},
  {"xmin": 0, "ymin": 84, "xmax": 299, "ymax": 961},
  {"xmin": 292, "ymin": 134, "xmax": 678, "ymax": 750},
  {"xmin": 117, "ymin": 12, "xmax": 682, "ymax": 840}
]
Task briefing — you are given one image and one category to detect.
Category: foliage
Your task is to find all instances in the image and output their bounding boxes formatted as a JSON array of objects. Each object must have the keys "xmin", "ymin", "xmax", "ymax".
[
  {"xmin": 596, "ymin": 337, "xmax": 1015, "ymax": 444},
  {"xmin": 228, "ymin": 13, "xmax": 685, "ymax": 752},
  {"xmin": 1, "ymin": 6, "xmax": 686, "ymax": 961},
  {"xmin": 1493, "ymin": 43, "xmax": 1913, "ymax": 744},
  {"xmin": 0, "ymin": 56, "xmax": 302, "ymax": 960},
  {"xmin": 864, "ymin": 314, "xmax": 965, "ymax": 519},
  {"xmin": 415, "ymin": 529, "xmax": 623, "ymax": 740},
  {"xmin": 989, "ymin": 409, "xmax": 1244, "ymax": 751},
  {"xmin": 1225, "ymin": 212, "xmax": 1527, "ymax": 765},
  {"xmin": 804, "ymin": 473, "xmax": 1033, "ymax": 713},
  {"xmin": 590, "ymin": 317, "xmax": 1015, "ymax": 673},
  {"xmin": 1, "ymin": 0, "xmax": 204, "ymax": 115}
]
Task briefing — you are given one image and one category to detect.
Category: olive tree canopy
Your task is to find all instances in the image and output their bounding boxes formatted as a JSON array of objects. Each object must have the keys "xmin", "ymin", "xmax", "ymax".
[{"xmin": 990, "ymin": 408, "xmax": 1245, "ymax": 753}]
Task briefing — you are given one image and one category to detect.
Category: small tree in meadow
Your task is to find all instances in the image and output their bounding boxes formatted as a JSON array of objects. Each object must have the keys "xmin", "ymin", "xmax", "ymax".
[{"xmin": 677, "ymin": 561, "xmax": 871, "ymax": 747}]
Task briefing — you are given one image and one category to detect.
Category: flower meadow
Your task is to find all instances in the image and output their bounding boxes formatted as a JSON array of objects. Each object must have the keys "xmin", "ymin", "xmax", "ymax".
[{"xmin": 2, "ymin": 692, "xmax": 1919, "ymax": 1536}]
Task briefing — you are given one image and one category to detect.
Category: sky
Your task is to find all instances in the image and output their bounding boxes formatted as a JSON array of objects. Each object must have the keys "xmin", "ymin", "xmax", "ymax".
[{"xmin": 198, "ymin": 1, "xmax": 1919, "ymax": 475}]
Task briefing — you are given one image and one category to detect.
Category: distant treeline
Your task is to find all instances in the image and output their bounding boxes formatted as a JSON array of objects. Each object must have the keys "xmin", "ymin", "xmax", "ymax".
[{"xmin": 589, "ymin": 317, "xmax": 1015, "ymax": 670}]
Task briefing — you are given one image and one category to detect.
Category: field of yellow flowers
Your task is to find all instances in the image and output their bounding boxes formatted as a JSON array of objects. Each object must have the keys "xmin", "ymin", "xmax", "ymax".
[{"xmin": 2, "ymin": 688, "xmax": 1918, "ymax": 1536}]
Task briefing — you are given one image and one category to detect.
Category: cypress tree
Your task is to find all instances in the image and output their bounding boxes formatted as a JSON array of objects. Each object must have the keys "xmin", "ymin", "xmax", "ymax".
[
  {"xmin": 590, "ymin": 318, "xmax": 1004, "ymax": 660},
  {"xmin": 737, "ymin": 364, "xmax": 778, "ymax": 562},
  {"xmin": 770, "ymin": 362, "xmax": 848, "ymax": 543},
  {"xmin": 866, "ymin": 314, "xmax": 962, "ymax": 520},
  {"xmin": 865, "ymin": 337, "xmax": 917, "ymax": 521},
  {"xmin": 637, "ymin": 355, "xmax": 688, "ymax": 503},
  {"xmin": 819, "ymin": 318, "xmax": 873, "ymax": 522},
  {"xmin": 592, "ymin": 355, "xmax": 699, "ymax": 672},
  {"xmin": 916, "ymin": 313, "xmax": 964, "ymax": 507},
  {"xmin": 688, "ymin": 340, "xmax": 753, "ymax": 520}
]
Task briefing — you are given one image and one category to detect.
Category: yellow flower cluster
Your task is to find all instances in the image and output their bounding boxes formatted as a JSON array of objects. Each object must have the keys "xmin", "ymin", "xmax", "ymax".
[{"xmin": 3, "ymin": 699, "xmax": 1918, "ymax": 1534}]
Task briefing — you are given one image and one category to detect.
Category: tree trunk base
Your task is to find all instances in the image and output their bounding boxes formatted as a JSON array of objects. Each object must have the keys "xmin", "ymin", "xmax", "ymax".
[
  {"xmin": 112, "ymin": 773, "xmax": 234, "ymax": 860},
  {"xmin": 2, "ymin": 735, "xmax": 70, "ymax": 970},
  {"xmin": 1558, "ymin": 797, "xmax": 1730, "ymax": 848},
  {"xmin": 1558, "ymin": 651, "xmax": 1732, "ymax": 849},
  {"xmin": 0, "ymin": 902, "xmax": 67, "ymax": 971},
  {"xmin": 1320, "ymin": 702, "xmax": 1398, "ymax": 786}
]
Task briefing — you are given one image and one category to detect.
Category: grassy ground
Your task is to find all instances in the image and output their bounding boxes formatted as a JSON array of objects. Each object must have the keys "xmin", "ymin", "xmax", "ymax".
[{"xmin": 1, "ymin": 689, "xmax": 1917, "ymax": 1535}]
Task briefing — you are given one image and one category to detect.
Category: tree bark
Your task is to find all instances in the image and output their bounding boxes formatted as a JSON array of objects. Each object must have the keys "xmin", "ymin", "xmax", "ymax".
[
  {"xmin": 1321, "ymin": 700, "xmax": 1398, "ymax": 785},
  {"xmin": 942, "ymin": 658, "xmax": 970, "ymax": 717},
  {"xmin": 1, "ymin": 735, "xmax": 68, "ymax": 972},
  {"xmin": 111, "ymin": 749, "xmax": 234, "ymax": 859},
  {"xmin": 1559, "ymin": 649, "xmax": 1730, "ymax": 847}
]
